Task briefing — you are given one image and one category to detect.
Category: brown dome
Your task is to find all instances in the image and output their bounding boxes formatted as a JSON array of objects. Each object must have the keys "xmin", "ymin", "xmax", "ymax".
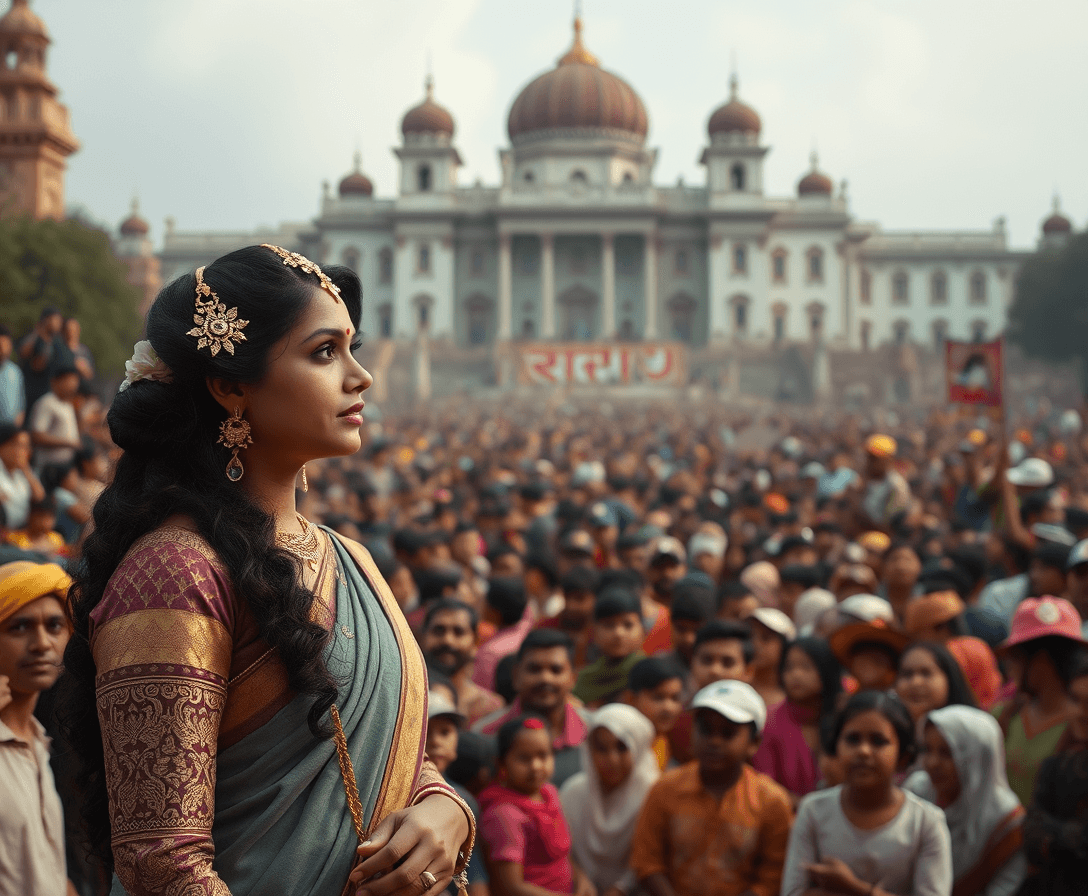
[
  {"xmin": 119, "ymin": 199, "xmax": 149, "ymax": 237},
  {"xmin": 401, "ymin": 76, "xmax": 455, "ymax": 138},
  {"xmin": 507, "ymin": 18, "xmax": 648, "ymax": 144},
  {"xmin": 339, "ymin": 152, "xmax": 373, "ymax": 197},
  {"xmin": 0, "ymin": 0, "xmax": 48, "ymax": 38},
  {"xmin": 708, "ymin": 76, "xmax": 761, "ymax": 137},
  {"xmin": 1043, "ymin": 198, "xmax": 1072, "ymax": 234},
  {"xmin": 798, "ymin": 153, "xmax": 833, "ymax": 196}
]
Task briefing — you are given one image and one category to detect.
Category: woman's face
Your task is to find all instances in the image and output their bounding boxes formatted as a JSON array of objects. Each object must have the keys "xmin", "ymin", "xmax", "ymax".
[
  {"xmin": 922, "ymin": 722, "xmax": 961, "ymax": 807},
  {"xmin": 782, "ymin": 645, "xmax": 822, "ymax": 705},
  {"xmin": 588, "ymin": 725, "xmax": 634, "ymax": 792},
  {"xmin": 896, "ymin": 647, "xmax": 950, "ymax": 721},
  {"xmin": 0, "ymin": 431, "xmax": 30, "ymax": 470},
  {"xmin": 501, "ymin": 727, "xmax": 554, "ymax": 796},
  {"xmin": 837, "ymin": 709, "xmax": 901, "ymax": 790},
  {"xmin": 239, "ymin": 287, "xmax": 372, "ymax": 472}
]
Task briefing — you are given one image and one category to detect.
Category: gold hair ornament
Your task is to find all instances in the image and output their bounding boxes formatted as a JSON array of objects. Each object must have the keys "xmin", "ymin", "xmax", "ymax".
[
  {"xmin": 187, "ymin": 266, "xmax": 250, "ymax": 356},
  {"xmin": 218, "ymin": 407, "xmax": 253, "ymax": 481},
  {"xmin": 260, "ymin": 244, "xmax": 342, "ymax": 303}
]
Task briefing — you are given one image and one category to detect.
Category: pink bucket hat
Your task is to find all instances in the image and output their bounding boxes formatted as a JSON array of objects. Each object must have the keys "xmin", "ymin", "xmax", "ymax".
[{"xmin": 1000, "ymin": 596, "xmax": 1084, "ymax": 651}]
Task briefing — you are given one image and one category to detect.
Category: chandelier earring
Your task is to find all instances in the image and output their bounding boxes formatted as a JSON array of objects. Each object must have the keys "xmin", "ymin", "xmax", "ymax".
[{"xmin": 218, "ymin": 407, "xmax": 253, "ymax": 482}]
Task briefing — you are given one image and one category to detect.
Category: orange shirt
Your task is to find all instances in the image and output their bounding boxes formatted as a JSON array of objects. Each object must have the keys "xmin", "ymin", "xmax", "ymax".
[{"xmin": 631, "ymin": 762, "xmax": 793, "ymax": 896}]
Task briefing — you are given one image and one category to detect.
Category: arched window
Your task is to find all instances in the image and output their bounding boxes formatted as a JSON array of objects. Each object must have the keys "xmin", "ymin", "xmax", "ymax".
[
  {"xmin": 732, "ymin": 244, "xmax": 747, "ymax": 274},
  {"xmin": 621, "ymin": 172, "xmax": 635, "ymax": 185},
  {"xmin": 667, "ymin": 293, "xmax": 697, "ymax": 343},
  {"xmin": 930, "ymin": 271, "xmax": 947, "ymax": 305},
  {"xmin": 730, "ymin": 294, "xmax": 749, "ymax": 336},
  {"xmin": 806, "ymin": 247, "xmax": 824, "ymax": 283},
  {"xmin": 772, "ymin": 249, "xmax": 788, "ymax": 284},
  {"xmin": 772, "ymin": 302, "xmax": 788, "ymax": 343},
  {"xmin": 970, "ymin": 271, "xmax": 987, "ymax": 305},
  {"xmin": 523, "ymin": 170, "xmax": 535, "ymax": 183},
  {"xmin": 860, "ymin": 269, "xmax": 872, "ymax": 305},
  {"xmin": 730, "ymin": 163, "xmax": 746, "ymax": 191},
  {"xmin": 417, "ymin": 164, "xmax": 432, "ymax": 192},
  {"xmin": 414, "ymin": 295, "xmax": 433, "ymax": 332},
  {"xmin": 971, "ymin": 320, "xmax": 987, "ymax": 342},
  {"xmin": 674, "ymin": 248, "xmax": 690, "ymax": 276},
  {"xmin": 417, "ymin": 243, "xmax": 431, "ymax": 274},
  {"xmin": 341, "ymin": 246, "xmax": 361, "ymax": 273},
  {"xmin": 892, "ymin": 271, "xmax": 909, "ymax": 305},
  {"xmin": 378, "ymin": 248, "xmax": 393, "ymax": 284},
  {"xmin": 893, "ymin": 319, "xmax": 910, "ymax": 345},
  {"xmin": 377, "ymin": 303, "xmax": 393, "ymax": 339},
  {"xmin": 932, "ymin": 320, "xmax": 948, "ymax": 349}
]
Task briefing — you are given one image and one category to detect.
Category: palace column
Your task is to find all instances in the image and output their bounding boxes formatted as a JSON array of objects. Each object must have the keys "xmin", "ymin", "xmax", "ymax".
[
  {"xmin": 601, "ymin": 232, "xmax": 616, "ymax": 338},
  {"xmin": 540, "ymin": 233, "xmax": 555, "ymax": 338},
  {"xmin": 643, "ymin": 234, "xmax": 658, "ymax": 338},
  {"xmin": 497, "ymin": 234, "xmax": 512, "ymax": 340}
]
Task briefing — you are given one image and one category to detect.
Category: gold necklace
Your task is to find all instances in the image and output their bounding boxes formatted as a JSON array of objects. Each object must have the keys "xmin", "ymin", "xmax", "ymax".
[{"xmin": 275, "ymin": 513, "xmax": 323, "ymax": 572}]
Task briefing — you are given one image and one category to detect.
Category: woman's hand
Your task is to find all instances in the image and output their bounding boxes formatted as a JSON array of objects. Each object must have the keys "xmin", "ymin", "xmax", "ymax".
[
  {"xmin": 804, "ymin": 858, "xmax": 869, "ymax": 896},
  {"xmin": 350, "ymin": 793, "xmax": 469, "ymax": 896}
]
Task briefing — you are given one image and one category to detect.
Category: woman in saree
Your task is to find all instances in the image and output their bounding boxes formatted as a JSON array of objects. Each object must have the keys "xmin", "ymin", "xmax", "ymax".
[{"xmin": 59, "ymin": 245, "xmax": 474, "ymax": 896}]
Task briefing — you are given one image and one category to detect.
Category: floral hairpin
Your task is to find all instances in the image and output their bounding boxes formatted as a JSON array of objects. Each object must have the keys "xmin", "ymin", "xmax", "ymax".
[
  {"xmin": 261, "ymin": 243, "xmax": 342, "ymax": 303},
  {"xmin": 187, "ymin": 266, "xmax": 249, "ymax": 356},
  {"xmin": 118, "ymin": 340, "xmax": 173, "ymax": 392}
]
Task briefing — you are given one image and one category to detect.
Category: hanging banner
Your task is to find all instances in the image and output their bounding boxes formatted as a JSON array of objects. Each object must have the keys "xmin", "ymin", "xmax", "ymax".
[
  {"xmin": 946, "ymin": 338, "xmax": 1003, "ymax": 408},
  {"xmin": 514, "ymin": 342, "xmax": 687, "ymax": 386}
]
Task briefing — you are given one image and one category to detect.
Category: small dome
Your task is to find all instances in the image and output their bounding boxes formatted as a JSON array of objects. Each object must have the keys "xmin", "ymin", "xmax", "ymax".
[
  {"xmin": 708, "ymin": 75, "xmax": 761, "ymax": 137},
  {"xmin": 1043, "ymin": 197, "xmax": 1072, "ymax": 235},
  {"xmin": 507, "ymin": 17, "xmax": 648, "ymax": 144},
  {"xmin": 338, "ymin": 152, "xmax": 373, "ymax": 197},
  {"xmin": 401, "ymin": 75, "xmax": 455, "ymax": 138},
  {"xmin": 798, "ymin": 153, "xmax": 833, "ymax": 196},
  {"xmin": 0, "ymin": 0, "xmax": 48, "ymax": 38},
  {"xmin": 119, "ymin": 199, "xmax": 149, "ymax": 237}
]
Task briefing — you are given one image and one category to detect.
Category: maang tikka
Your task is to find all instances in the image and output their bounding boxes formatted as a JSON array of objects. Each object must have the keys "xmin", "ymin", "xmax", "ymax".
[{"xmin": 218, "ymin": 407, "xmax": 253, "ymax": 481}]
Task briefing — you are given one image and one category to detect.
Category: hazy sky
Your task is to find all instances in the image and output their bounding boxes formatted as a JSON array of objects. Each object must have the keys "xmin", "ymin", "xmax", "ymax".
[{"xmin": 36, "ymin": 0, "xmax": 1087, "ymax": 250}]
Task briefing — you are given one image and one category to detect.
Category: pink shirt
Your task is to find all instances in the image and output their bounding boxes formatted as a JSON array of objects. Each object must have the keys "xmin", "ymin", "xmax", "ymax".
[
  {"xmin": 478, "ymin": 783, "xmax": 573, "ymax": 893},
  {"xmin": 471, "ymin": 612, "xmax": 533, "ymax": 692}
]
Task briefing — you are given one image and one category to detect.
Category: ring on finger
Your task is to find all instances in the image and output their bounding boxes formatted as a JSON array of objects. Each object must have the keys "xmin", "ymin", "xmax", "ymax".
[{"xmin": 420, "ymin": 871, "xmax": 438, "ymax": 889}]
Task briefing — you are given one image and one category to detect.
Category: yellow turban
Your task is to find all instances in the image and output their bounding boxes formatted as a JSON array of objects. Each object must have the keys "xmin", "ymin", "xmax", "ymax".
[
  {"xmin": 0, "ymin": 561, "xmax": 72, "ymax": 625},
  {"xmin": 864, "ymin": 434, "xmax": 897, "ymax": 458}
]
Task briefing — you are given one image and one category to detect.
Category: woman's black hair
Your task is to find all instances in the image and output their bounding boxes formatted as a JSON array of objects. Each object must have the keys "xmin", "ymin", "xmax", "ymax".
[
  {"xmin": 56, "ymin": 245, "xmax": 362, "ymax": 873},
  {"xmin": 496, "ymin": 714, "xmax": 551, "ymax": 761},
  {"xmin": 898, "ymin": 641, "xmax": 977, "ymax": 709},
  {"xmin": 781, "ymin": 636, "xmax": 842, "ymax": 716},
  {"xmin": 830, "ymin": 690, "xmax": 917, "ymax": 767},
  {"xmin": 1011, "ymin": 635, "xmax": 1088, "ymax": 689}
]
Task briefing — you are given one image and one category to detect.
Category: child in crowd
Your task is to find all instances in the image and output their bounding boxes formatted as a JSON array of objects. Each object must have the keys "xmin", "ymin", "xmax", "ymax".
[
  {"xmin": 478, "ymin": 716, "xmax": 593, "ymax": 896},
  {"xmin": 560, "ymin": 704, "xmax": 660, "ymax": 896},
  {"xmin": 447, "ymin": 730, "xmax": 497, "ymax": 799},
  {"xmin": 895, "ymin": 640, "xmax": 977, "ymax": 724},
  {"xmin": 905, "ymin": 705, "xmax": 1026, "ymax": 896},
  {"xmin": 632, "ymin": 680, "xmax": 793, "ymax": 896},
  {"xmin": 829, "ymin": 616, "xmax": 910, "ymax": 691},
  {"xmin": 670, "ymin": 620, "xmax": 754, "ymax": 764},
  {"xmin": 573, "ymin": 587, "xmax": 646, "ymax": 708},
  {"xmin": 626, "ymin": 656, "xmax": 686, "ymax": 770},
  {"xmin": 536, "ymin": 566, "xmax": 599, "ymax": 669},
  {"xmin": 745, "ymin": 607, "xmax": 796, "ymax": 710},
  {"xmin": 754, "ymin": 636, "xmax": 843, "ymax": 803},
  {"xmin": 781, "ymin": 691, "xmax": 952, "ymax": 896}
]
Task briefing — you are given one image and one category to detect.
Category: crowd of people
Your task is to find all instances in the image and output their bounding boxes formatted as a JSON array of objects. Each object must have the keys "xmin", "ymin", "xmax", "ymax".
[{"xmin": 4, "ymin": 310, "xmax": 1088, "ymax": 894}]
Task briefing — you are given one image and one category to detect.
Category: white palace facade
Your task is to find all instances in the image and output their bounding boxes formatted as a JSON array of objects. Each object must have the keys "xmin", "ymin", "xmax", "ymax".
[{"xmin": 141, "ymin": 17, "xmax": 1075, "ymax": 356}]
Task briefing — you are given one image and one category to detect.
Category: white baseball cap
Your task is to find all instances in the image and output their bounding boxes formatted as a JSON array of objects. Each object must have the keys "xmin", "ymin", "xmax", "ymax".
[
  {"xmin": 1007, "ymin": 457, "xmax": 1054, "ymax": 488},
  {"xmin": 690, "ymin": 680, "xmax": 767, "ymax": 734},
  {"xmin": 746, "ymin": 607, "xmax": 797, "ymax": 641}
]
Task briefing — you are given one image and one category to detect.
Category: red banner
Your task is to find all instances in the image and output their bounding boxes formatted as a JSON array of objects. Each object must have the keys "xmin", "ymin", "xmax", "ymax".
[
  {"xmin": 946, "ymin": 338, "xmax": 1003, "ymax": 408},
  {"xmin": 514, "ymin": 342, "xmax": 687, "ymax": 386}
]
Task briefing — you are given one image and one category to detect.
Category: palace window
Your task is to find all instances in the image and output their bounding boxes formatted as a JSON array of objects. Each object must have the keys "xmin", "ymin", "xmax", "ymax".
[
  {"xmin": 377, "ymin": 303, "xmax": 393, "ymax": 339},
  {"xmin": 731, "ymin": 163, "xmax": 746, "ymax": 191},
  {"xmin": 970, "ymin": 271, "xmax": 988, "ymax": 305},
  {"xmin": 807, "ymin": 248, "xmax": 824, "ymax": 283},
  {"xmin": 772, "ymin": 249, "xmax": 788, "ymax": 283},
  {"xmin": 341, "ymin": 246, "xmax": 360, "ymax": 273},
  {"xmin": 731, "ymin": 295, "xmax": 749, "ymax": 335},
  {"xmin": 892, "ymin": 271, "xmax": 909, "ymax": 305},
  {"xmin": 860, "ymin": 320, "xmax": 872, "ymax": 351},
  {"xmin": 772, "ymin": 303, "xmax": 787, "ymax": 343},
  {"xmin": 893, "ymin": 320, "xmax": 910, "ymax": 345},
  {"xmin": 932, "ymin": 320, "xmax": 948, "ymax": 349},
  {"xmin": 378, "ymin": 248, "xmax": 393, "ymax": 284},
  {"xmin": 971, "ymin": 320, "xmax": 987, "ymax": 342},
  {"xmin": 417, "ymin": 164, "xmax": 432, "ymax": 192},
  {"xmin": 417, "ymin": 243, "xmax": 431, "ymax": 274},
  {"xmin": 930, "ymin": 271, "xmax": 947, "ymax": 305},
  {"xmin": 860, "ymin": 269, "xmax": 872, "ymax": 305},
  {"xmin": 732, "ymin": 244, "xmax": 747, "ymax": 274}
]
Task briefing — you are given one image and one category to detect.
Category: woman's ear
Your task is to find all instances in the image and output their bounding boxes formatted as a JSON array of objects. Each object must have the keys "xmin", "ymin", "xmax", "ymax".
[{"xmin": 206, "ymin": 377, "xmax": 248, "ymax": 415}]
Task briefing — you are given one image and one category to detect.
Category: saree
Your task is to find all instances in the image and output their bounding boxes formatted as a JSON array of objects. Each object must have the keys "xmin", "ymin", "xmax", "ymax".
[{"xmin": 91, "ymin": 526, "xmax": 459, "ymax": 896}]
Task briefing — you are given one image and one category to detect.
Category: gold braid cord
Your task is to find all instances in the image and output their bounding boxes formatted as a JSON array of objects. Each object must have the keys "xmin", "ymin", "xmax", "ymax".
[
  {"xmin": 330, "ymin": 705, "xmax": 366, "ymax": 843},
  {"xmin": 260, "ymin": 244, "xmax": 342, "ymax": 303}
]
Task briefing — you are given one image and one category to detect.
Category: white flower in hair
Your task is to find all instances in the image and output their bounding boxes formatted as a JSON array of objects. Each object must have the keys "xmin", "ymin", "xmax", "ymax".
[{"xmin": 119, "ymin": 340, "xmax": 174, "ymax": 392}]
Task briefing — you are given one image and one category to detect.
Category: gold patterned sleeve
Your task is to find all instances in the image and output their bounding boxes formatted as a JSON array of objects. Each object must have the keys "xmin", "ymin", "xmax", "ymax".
[{"xmin": 91, "ymin": 537, "xmax": 236, "ymax": 896}]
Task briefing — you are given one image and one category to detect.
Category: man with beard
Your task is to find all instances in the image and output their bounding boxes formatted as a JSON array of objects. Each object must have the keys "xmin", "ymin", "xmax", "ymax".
[
  {"xmin": 472, "ymin": 628, "xmax": 587, "ymax": 786},
  {"xmin": 420, "ymin": 599, "xmax": 503, "ymax": 726}
]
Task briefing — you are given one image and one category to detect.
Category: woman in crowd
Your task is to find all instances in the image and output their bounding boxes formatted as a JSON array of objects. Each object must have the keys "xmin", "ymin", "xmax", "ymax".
[
  {"xmin": 781, "ymin": 690, "xmax": 952, "ymax": 896},
  {"xmin": 0, "ymin": 423, "xmax": 44, "ymax": 532},
  {"xmin": 905, "ymin": 705, "xmax": 1026, "ymax": 896},
  {"xmin": 992, "ymin": 596, "xmax": 1085, "ymax": 805},
  {"xmin": 560, "ymin": 703, "xmax": 659, "ymax": 896},
  {"xmin": 59, "ymin": 245, "xmax": 472, "ymax": 896},
  {"xmin": 896, "ymin": 640, "xmax": 977, "ymax": 725},
  {"xmin": 754, "ymin": 635, "xmax": 842, "ymax": 802}
]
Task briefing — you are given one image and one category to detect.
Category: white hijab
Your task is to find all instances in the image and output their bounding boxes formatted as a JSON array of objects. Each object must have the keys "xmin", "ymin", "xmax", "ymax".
[
  {"xmin": 559, "ymin": 703, "xmax": 659, "ymax": 892},
  {"xmin": 906, "ymin": 704, "xmax": 1022, "ymax": 879}
]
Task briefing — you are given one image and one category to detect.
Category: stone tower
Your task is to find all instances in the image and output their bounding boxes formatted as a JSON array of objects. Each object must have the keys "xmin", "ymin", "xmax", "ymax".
[{"xmin": 0, "ymin": 0, "xmax": 78, "ymax": 219}]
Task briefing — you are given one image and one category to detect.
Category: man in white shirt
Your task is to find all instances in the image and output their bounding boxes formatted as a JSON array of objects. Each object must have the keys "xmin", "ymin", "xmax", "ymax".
[{"xmin": 27, "ymin": 365, "xmax": 81, "ymax": 470}]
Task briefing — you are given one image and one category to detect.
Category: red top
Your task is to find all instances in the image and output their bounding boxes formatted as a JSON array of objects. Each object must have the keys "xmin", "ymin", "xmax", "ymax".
[{"xmin": 478, "ymin": 782, "xmax": 573, "ymax": 893}]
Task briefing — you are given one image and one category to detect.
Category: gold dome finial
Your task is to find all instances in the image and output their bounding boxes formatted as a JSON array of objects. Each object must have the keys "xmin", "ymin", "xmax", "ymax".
[{"xmin": 559, "ymin": 9, "xmax": 599, "ymax": 67}]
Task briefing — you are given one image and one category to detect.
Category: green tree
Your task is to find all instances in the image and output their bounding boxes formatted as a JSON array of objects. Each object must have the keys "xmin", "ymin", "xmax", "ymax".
[
  {"xmin": 1008, "ymin": 231, "xmax": 1088, "ymax": 391},
  {"xmin": 0, "ymin": 214, "xmax": 141, "ymax": 380}
]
